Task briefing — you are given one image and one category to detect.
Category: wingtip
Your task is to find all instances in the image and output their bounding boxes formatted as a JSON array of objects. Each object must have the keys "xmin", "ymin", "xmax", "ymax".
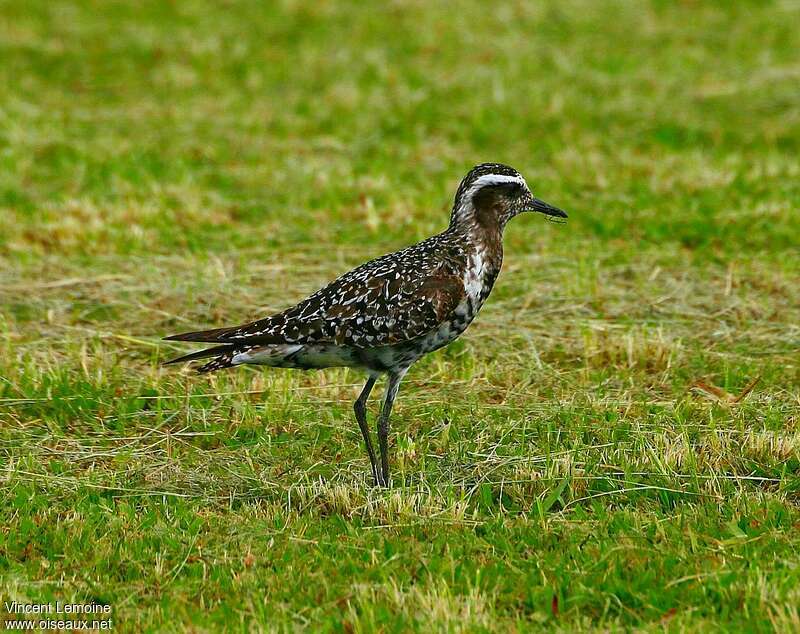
[
  {"xmin": 162, "ymin": 333, "xmax": 202, "ymax": 342},
  {"xmin": 162, "ymin": 327, "xmax": 233, "ymax": 343}
]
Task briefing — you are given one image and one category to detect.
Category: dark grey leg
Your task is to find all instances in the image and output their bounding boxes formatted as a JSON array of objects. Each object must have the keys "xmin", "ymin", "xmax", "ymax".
[
  {"xmin": 377, "ymin": 369, "xmax": 408, "ymax": 487},
  {"xmin": 354, "ymin": 376, "xmax": 380, "ymax": 485}
]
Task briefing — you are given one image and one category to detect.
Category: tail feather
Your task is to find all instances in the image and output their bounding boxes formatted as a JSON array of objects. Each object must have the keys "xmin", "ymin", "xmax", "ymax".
[
  {"xmin": 197, "ymin": 349, "xmax": 239, "ymax": 374},
  {"xmin": 163, "ymin": 344, "xmax": 236, "ymax": 366},
  {"xmin": 163, "ymin": 345, "xmax": 241, "ymax": 374}
]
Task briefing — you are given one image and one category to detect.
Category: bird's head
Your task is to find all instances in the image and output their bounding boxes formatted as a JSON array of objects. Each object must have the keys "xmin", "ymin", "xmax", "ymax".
[{"xmin": 449, "ymin": 163, "xmax": 567, "ymax": 231}]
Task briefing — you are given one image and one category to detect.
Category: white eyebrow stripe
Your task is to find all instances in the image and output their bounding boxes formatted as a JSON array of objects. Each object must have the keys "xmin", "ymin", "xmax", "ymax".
[{"xmin": 465, "ymin": 173, "xmax": 528, "ymax": 198}]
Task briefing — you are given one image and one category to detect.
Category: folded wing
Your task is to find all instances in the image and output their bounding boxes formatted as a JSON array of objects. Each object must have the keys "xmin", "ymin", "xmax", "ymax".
[{"xmin": 165, "ymin": 248, "xmax": 466, "ymax": 350}]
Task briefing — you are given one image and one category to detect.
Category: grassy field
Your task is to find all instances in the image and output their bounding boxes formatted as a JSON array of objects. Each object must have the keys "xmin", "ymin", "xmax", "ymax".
[{"xmin": 1, "ymin": 0, "xmax": 799, "ymax": 631}]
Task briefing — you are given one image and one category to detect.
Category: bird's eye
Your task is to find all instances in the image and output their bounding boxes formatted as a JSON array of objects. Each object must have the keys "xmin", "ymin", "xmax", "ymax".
[{"xmin": 502, "ymin": 183, "xmax": 524, "ymax": 197}]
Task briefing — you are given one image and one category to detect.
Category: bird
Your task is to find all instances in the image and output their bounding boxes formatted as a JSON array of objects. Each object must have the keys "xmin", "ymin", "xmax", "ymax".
[{"xmin": 164, "ymin": 163, "xmax": 567, "ymax": 486}]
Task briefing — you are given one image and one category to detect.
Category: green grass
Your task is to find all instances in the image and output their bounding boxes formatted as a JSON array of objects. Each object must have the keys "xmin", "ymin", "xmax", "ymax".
[{"xmin": 2, "ymin": 0, "xmax": 800, "ymax": 631}]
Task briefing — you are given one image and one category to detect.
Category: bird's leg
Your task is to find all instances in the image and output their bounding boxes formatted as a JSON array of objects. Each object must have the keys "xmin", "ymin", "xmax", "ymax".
[
  {"xmin": 377, "ymin": 369, "xmax": 408, "ymax": 487},
  {"xmin": 353, "ymin": 376, "xmax": 381, "ymax": 486}
]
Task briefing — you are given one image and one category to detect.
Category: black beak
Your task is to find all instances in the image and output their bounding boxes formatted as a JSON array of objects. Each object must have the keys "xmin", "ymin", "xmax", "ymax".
[{"xmin": 527, "ymin": 195, "xmax": 568, "ymax": 219}]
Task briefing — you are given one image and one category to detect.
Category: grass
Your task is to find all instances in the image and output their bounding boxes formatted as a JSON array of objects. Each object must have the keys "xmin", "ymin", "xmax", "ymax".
[{"xmin": 1, "ymin": 0, "xmax": 799, "ymax": 631}]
